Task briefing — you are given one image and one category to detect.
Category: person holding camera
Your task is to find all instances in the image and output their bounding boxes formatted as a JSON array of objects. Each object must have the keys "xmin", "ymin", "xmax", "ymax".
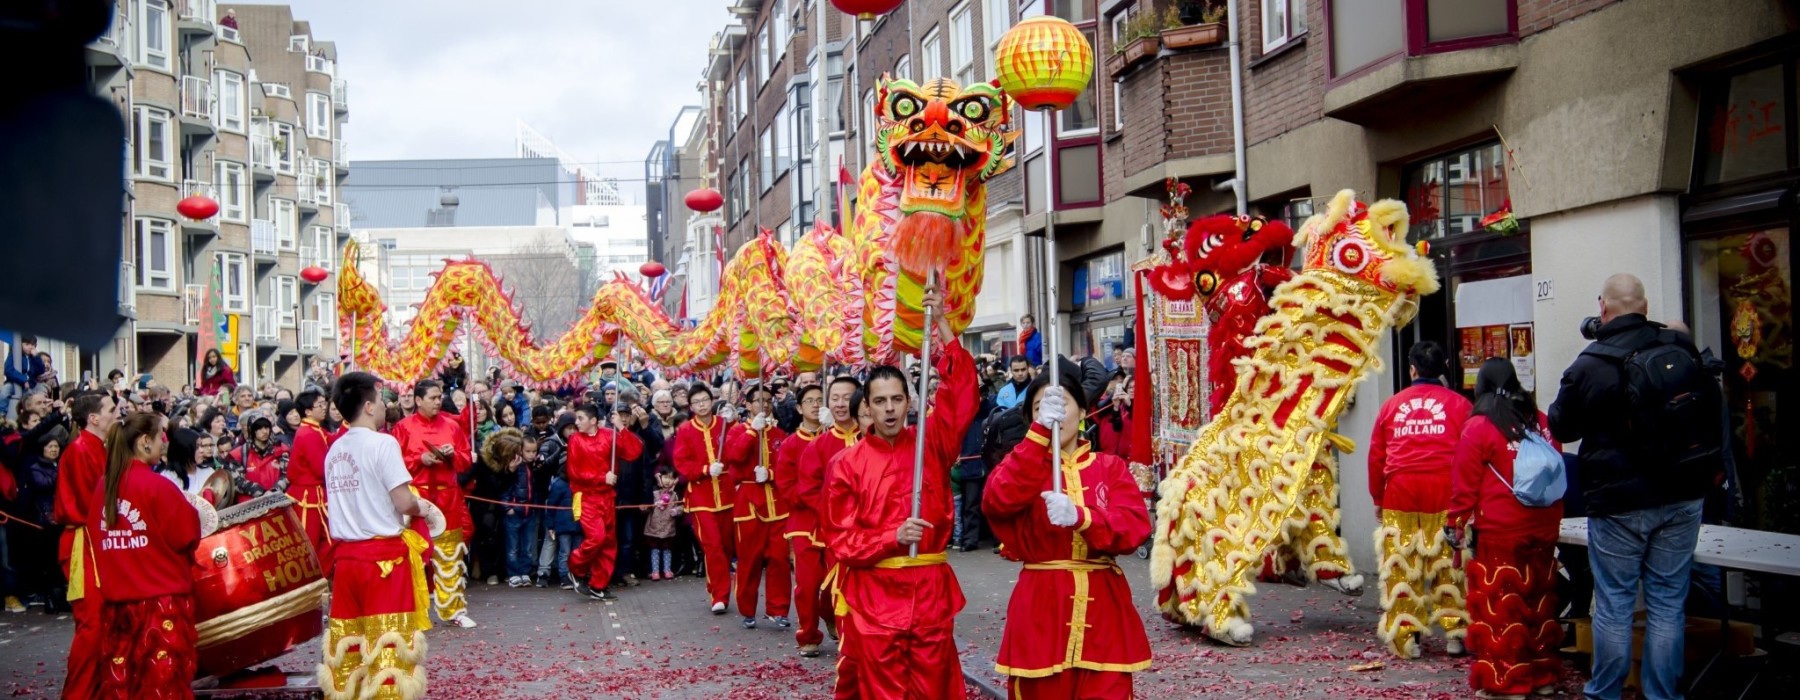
[{"xmin": 1548, "ymin": 274, "xmax": 1722, "ymax": 700}]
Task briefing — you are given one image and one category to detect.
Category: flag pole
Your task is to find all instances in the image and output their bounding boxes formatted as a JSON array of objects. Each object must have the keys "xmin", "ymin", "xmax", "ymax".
[{"xmin": 909, "ymin": 270, "xmax": 935, "ymax": 559}]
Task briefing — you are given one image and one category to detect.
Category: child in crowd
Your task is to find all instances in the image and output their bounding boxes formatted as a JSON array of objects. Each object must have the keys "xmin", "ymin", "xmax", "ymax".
[
  {"xmin": 644, "ymin": 467, "xmax": 683, "ymax": 581},
  {"xmin": 544, "ymin": 464, "xmax": 582, "ymax": 589}
]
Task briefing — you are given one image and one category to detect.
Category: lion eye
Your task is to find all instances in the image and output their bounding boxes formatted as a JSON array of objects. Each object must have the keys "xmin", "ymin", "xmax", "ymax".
[
  {"xmin": 959, "ymin": 100, "xmax": 988, "ymax": 121},
  {"xmin": 892, "ymin": 96, "xmax": 921, "ymax": 118}
]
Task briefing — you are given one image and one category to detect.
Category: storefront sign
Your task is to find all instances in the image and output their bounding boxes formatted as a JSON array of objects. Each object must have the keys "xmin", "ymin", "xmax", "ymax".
[{"xmin": 1535, "ymin": 278, "xmax": 1554, "ymax": 301}]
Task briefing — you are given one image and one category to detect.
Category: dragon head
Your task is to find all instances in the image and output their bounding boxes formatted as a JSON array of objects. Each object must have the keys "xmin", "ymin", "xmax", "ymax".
[
  {"xmin": 875, "ymin": 76, "xmax": 1017, "ymax": 219},
  {"xmin": 1146, "ymin": 215, "xmax": 1292, "ymax": 302},
  {"xmin": 1298, "ymin": 189, "xmax": 1440, "ymax": 299}
]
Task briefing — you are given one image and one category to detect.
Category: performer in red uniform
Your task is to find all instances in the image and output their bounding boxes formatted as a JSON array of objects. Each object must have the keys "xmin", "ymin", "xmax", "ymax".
[
  {"xmin": 55, "ymin": 392, "xmax": 117, "ymax": 700},
  {"xmin": 985, "ymin": 376, "xmax": 1153, "ymax": 698},
  {"xmin": 87, "ymin": 413, "xmax": 202, "ymax": 700},
  {"xmin": 287, "ymin": 390, "xmax": 335, "ymax": 575},
  {"xmin": 776, "ymin": 382, "xmax": 840, "ymax": 657},
  {"xmin": 1450, "ymin": 359, "xmax": 1564, "ymax": 699},
  {"xmin": 825, "ymin": 287, "xmax": 976, "ymax": 700},
  {"xmin": 318, "ymin": 371, "xmax": 439, "ymax": 700},
  {"xmin": 391, "ymin": 379, "xmax": 477, "ymax": 628},
  {"xmin": 802, "ymin": 378, "xmax": 865, "ymax": 693},
  {"xmin": 670, "ymin": 384, "xmax": 736, "ymax": 612},
  {"xmin": 726, "ymin": 385, "xmax": 791, "ymax": 629},
  {"xmin": 565, "ymin": 403, "xmax": 644, "ymax": 600},
  {"xmin": 1368, "ymin": 341, "xmax": 1472, "ymax": 658}
]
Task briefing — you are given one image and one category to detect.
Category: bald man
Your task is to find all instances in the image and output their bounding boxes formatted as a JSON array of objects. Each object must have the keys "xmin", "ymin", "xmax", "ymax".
[{"xmin": 1549, "ymin": 273, "xmax": 1718, "ymax": 700}]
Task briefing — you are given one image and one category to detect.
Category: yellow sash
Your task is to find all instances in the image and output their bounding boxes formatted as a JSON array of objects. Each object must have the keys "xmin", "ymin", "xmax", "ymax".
[
  {"xmin": 1022, "ymin": 557, "xmax": 1120, "ymax": 573},
  {"xmin": 398, "ymin": 529, "xmax": 434, "ymax": 632},
  {"xmin": 572, "ymin": 491, "xmax": 582, "ymax": 520},
  {"xmin": 66, "ymin": 527, "xmax": 96, "ymax": 601},
  {"xmin": 874, "ymin": 552, "xmax": 950, "ymax": 569}
]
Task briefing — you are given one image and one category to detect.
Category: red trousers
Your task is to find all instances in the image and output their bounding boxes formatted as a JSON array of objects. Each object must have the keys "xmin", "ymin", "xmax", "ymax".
[
  {"xmin": 291, "ymin": 485, "xmax": 334, "ymax": 578},
  {"xmin": 734, "ymin": 517, "xmax": 792, "ymax": 618},
  {"xmin": 325, "ymin": 536, "xmax": 428, "ymax": 700},
  {"xmin": 1008, "ymin": 669, "xmax": 1135, "ymax": 699},
  {"xmin": 832, "ymin": 614, "xmax": 859, "ymax": 700},
  {"xmin": 844, "ymin": 609, "xmax": 960, "ymax": 699},
  {"xmin": 60, "ymin": 528, "xmax": 101, "ymax": 700},
  {"xmin": 1467, "ymin": 535, "xmax": 1562, "ymax": 695},
  {"xmin": 792, "ymin": 539, "xmax": 829, "ymax": 646},
  {"xmin": 567, "ymin": 492, "xmax": 618, "ymax": 590},
  {"xmin": 98, "ymin": 595, "xmax": 197, "ymax": 700},
  {"xmin": 691, "ymin": 509, "xmax": 736, "ymax": 606}
]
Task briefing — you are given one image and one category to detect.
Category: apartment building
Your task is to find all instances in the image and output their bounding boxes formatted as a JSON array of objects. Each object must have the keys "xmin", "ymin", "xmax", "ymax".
[
  {"xmin": 644, "ymin": 106, "xmax": 707, "ymax": 318},
  {"xmin": 88, "ymin": 0, "xmax": 348, "ymax": 392}
]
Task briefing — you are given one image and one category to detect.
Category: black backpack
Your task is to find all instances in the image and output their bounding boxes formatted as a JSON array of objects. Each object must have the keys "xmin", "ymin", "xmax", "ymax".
[{"xmin": 1581, "ymin": 329, "xmax": 1724, "ymax": 475}]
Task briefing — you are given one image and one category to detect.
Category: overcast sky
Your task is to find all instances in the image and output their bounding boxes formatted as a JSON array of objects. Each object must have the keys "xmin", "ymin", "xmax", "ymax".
[{"xmin": 287, "ymin": 0, "xmax": 729, "ymax": 199}]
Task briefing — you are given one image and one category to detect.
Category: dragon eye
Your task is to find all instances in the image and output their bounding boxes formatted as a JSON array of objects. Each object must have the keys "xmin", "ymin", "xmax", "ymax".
[
  {"xmin": 958, "ymin": 99, "xmax": 989, "ymax": 121},
  {"xmin": 1201, "ymin": 233, "xmax": 1225, "ymax": 255},
  {"xmin": 891, "ymin": 96, "xmax": 921, "ymax": 119}
]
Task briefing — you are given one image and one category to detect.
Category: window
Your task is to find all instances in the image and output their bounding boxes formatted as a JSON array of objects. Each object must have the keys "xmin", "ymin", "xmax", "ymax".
[
  {"xmin": 1113, "ymin": 81, "xmax": 1125, "ymax": 131},
  {"xmin": 896, "ymin": 55, "xmax": 912, "ymax": 81},
  {"xmin": 134, "ymin": 218, "xmax": 175, "ymax": 291},
  {"xmin": 1327, "ymin": 0, "xmax": 1513, "ymax": 77},
  {"xmin": 1696, "ymin": 58, "xmax": 1795, "ymax": 187},
  {"xmin": 862, "ymin": 89, "xmax": 877, "ymax": 166},
  {"xmin": 138, "ymin": 0, "xmax": 169, "ymax": 70},
  {"xmin": 771, "ymin": 1, "xmax": 789, "ymax": 62},
  {"xmin": 1051, "ymin": 0, "xmax": 1092, "ymax": 22},
  {"xmin": 984, "ymin": 0, "xmax": 1013, "ymax": 80},
  {"xmin": 216, "ymin": 161, "xmax": 248, "ymax": 222},
  {"xmin": 1403, "ymin": 140, "xmax": 1511, "ymax": 240},
  {"xmin": 774, "ymin": 104, "xmax": 792, "ymax": 177},
  {"xmin": 921, "ymin": 28, "xmax": 943, "ymax": 82},
  {"xmin": 1055, "ymin": 28, "xmax": 1099, "ymax": 136},
  {"xmin": 951, "ymin": 3, "xmax": 977, "ymax": 85},
  {"xmin": 289, "ymin": 35, "xmax": 310, "ymax": 52},
  {"xmin": 316, "ymin": 293, "xmax": 337, "ymax": 339},
  {"xmin": 219, "ymin": 252, "xmax": 248, "ymax": 313},
  {"xmin": 274, "ymin": 123, "xmax": 297, "ymax": 174},
  {"xmin": 215, "ymin": 70, "xmax": 246, "ymax": 133},
  {"xmin": 306, "ymin": 93, "xmax": 332, "ymax": 139},
  {"xmin": 1262, "ymin": 0, "xmax": 1307, "ymax": 53},
  {"xmin": 760, "ymin": 126, "xmax": 775, "ymax": 191},
  {"xmin": 737, "ymin": 68, "xmax": 750, "ymax": 123},
  {"xmin": 758, "ymin": 24, "xmax": 772, "ymax": 85},
  {"xmin": 311, "ymin": 227, "xmax": 334, "ymax": 269},
  {"xmin": 273, "ymin": 199, "xmax": 298, "ymax": 250},
  {"xmin": 276, "ymin": 276, "xmax": 298, "ymax": 328},
  {"xmin": 1070, "ymin": 250, "xmax": 1125, "ymax": 310},
  {"xmin": 313, "ymin": 158, "xmax": 333, "ymax": 205},
  {"xmin": 133, "ymin": 107, "xmax": 173, "ymax": 181}
]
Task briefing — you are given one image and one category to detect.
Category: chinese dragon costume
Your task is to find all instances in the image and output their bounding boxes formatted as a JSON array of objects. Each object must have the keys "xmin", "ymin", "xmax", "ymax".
[
  {"xmin": 335, "ymin": 76, "xmax": 1017, "ymax": 383},
  {"xmin": 1151, "ymin": 190, "xmax": 1439, "ymax": 646}
]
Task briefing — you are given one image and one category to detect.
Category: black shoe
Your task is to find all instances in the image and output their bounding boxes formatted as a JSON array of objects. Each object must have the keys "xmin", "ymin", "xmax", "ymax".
[
  {"xmin": 767, "ymin": 615, "xmax": 791, "ymax": 629},
  {"xmin": 535, "ymin": 576, "xmax": 549, "ymax": 589},
  {"xmin": 591, "ymin": 588, "xmax": 617, "ymax": 601},
  {"xmin": 572, "ymin": 580, "xmax": 595, "ymax": 598},
  {"xmin": 741, "ymin": 616, "xmax": 757, "ymax": 629}
]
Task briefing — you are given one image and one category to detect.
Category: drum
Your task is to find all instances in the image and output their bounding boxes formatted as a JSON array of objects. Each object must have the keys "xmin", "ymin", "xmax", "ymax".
[{"xmin": 191, "ymin": 492, "xmax": 327, "ymax": 678}]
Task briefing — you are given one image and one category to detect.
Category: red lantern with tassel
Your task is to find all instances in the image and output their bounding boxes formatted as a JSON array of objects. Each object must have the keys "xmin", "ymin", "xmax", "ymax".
[
  {"xmin": 177, "ymin": 194, "xmax": 220, "ymax": 220},
  {"xmin": 684, "ymin": 188, "xmax": 724, "ymax": 213},
  {"xmin": 299, "ymin": 266, "xmax": 329, "ymax": 284},
  {"xmin": 830, "ymin": 0, "xmax": 904, "ymax": 21}
]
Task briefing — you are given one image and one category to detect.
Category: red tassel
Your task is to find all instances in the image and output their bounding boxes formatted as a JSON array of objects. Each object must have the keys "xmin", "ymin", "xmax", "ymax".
[{"xmin": 892, "ymin": 211, "xmax": 960, "ymax": 275}]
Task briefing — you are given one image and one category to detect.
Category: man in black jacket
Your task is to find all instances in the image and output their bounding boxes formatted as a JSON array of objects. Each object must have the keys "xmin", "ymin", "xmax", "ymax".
[
  {"xmin": 610, "ymin": 387, "xmax": 665, "ymax": 588},
  {"xmin": 979, "ymin": 354, "xmax": 1108, "ymax": 475},
  {"xmin": 1548, "ymin": 273, "xmax": 1711, "ymax": 700}
]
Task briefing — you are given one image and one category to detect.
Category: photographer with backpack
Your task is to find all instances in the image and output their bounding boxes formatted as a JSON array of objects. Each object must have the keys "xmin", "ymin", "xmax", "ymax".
[{"xmin": 1548, "ymin": 274, "xmax": 1724, "ymax": 700}]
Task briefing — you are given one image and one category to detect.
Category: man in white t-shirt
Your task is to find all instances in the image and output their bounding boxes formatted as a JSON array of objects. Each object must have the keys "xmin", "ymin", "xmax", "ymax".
[{"xmin": 317, "ymin": 371, "xmax": 442, "ymax": 700}]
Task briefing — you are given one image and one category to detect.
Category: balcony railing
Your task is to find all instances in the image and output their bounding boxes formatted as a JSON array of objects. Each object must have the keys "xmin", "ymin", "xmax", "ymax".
[
  {"xmin": 250, "ymin": 128, "xmax": 273, "ymax": 170},
  {"xmin": 181, "ymin": 75, "xmax": 213, "ymax": 122},
  {"xmin": 333, "ymin": 203, "xmax": 351, "ymax": 232},
  {"xmin": 91, "ymin": 5, "xmax": 132, "ymax": 56},
  {"xmin": 305, "ymin": 54, "xmax": 335, "ymax": 75},
  {"xmin": 296, "ymin": 162, "xmax": 317, "ymax": 204},
  {"xmin": 299, "ymin": 320, "xmax": 321, "ymax": 351},
  {"xmin": 331, "ymin": 78, "xmax": 348, "ymax": 111},
  {"xmin": 218, "ymin": 25, "xmax": 239, "ymax": 43},
  {"xmin": 183, "ymin": 284, "xmax": 204, "ymax": 325},
  {"xmin": 251, "ymin": 219, "xmax": 278, "ymax": 255},
  {"xmin": 332, "ymin": 138, "xmax": 346, "ymax": 164},
  {"xmin": 300, "ymin": 244, "xmax": 334, "ymax": 272},
  {"xmin": 253, "ymin": 306, "xmax": 278, "ymax": 342},
  {"xmin": 180, "ymin": 178, "xmax": 214, "ymax": 201},
  {"xmin": 176, "ymin": 0, "xmax": 216, "ymax": 27},
  {"xmin": 119, "ymin": 262, "xmax": 137, "ymax": 315}
]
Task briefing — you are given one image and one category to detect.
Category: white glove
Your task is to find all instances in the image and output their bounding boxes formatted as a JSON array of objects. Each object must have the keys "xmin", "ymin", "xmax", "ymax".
[
  {"xmin": 754, "ymin": 466, "xmax": 770, "ymax": 483},
  {"xmin": 751, "ymin": 413, "xmax": 769, "ymax": 431},
  {"xmin": 1042, "ymin": 491, "xmax": 1078, "ymax": 528},
  {"xmin": 720, "ymin": 405, "xmax": 737, "ymax": 423},
  {"xmin": 417, "ymin": 500, "xmax": 448, "ymax": 538},
  {"xmin": 817, "ymin": 405, "xmax": 835, "ymax": 427},
  {"xmin": 605, "ymin": 471, "xmax": 617, "ymax": 486},
  {"xmin": 1035, "ymin": 387, "xmax": 1068, "ymax": 429},
  {"xmin": 709, "ymin": 461, "xmax": 725, "ymax": 478}
]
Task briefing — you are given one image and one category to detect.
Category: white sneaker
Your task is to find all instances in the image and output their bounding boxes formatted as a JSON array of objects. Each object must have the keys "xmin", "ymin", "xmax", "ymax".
[
  {"xmin": 710, "ymin": 602, "xmax": 727, "ymax": 614},
  {"xmin": 1533, "ymin": 685, "xmax": 1556, "ymax": 696},
  {"xmin": 447, "ymin": 613, "xmax": 478, "ymax": 629},
  {"xmin": 1321, "ymin": 574, "xmax": 1365, "ymax": 596},
  {"xmin": 1445, "ymin": 638, "xmax": 1466, "ymax": 656},
  {"xmin": 485, "ymin": 576, "xmax": 499, "ymax": 586}
]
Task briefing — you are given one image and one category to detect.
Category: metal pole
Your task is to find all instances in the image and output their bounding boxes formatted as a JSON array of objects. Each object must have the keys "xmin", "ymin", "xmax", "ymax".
[
  {"xmin": 1039, "ymin": 109, "xmax": 1063, "ymax": 493},
  {"xmin": 909, "ymin": 269, "xmax": 934, "ymax": 558},
  {"xmin": 1226, "ymin": 0, "xmax": 1248, "ymax": 215}
]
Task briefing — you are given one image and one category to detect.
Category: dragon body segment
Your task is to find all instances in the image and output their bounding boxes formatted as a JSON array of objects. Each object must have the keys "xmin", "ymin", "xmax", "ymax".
[{"xmin": 337, "ymin": 77, "xmax": 1013, "ymax": 383}]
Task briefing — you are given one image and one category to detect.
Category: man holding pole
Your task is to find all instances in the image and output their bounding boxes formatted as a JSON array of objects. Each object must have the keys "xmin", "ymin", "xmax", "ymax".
[
  {"xmin": 825, "ymin": 285, "xmax": 977, "ymax": 699},
  {"xmin": 726, "ymin": 385, "xmax": 791, "ymax": 629},
  {"xmin": 565, "ymin": 403, "xmax": 643, "ymax": 601}
]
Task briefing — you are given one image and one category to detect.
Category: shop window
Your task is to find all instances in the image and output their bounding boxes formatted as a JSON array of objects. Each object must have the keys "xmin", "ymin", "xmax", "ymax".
[
  {"xmin": 1685, "ymin": 228, "xmax": 1793, "ymax": 534},
  {"xmin": 1056, "ymin": 144, "xmax": 1101, "ymax": 206},
  {"xmin": 1404, "ymin": 140, "xmax": 1512, "ymax": 240},
  {"xmin": 1697, "ymin": 58, "xmax": 1795, "ymax": 188},
  {"xmin": 1071, "ymin": 250, "xmax": 1126, "ymax": 310}
]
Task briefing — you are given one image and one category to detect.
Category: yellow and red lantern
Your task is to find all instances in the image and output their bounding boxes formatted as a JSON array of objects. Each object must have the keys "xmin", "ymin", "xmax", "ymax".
[{"xmin": 995, "ymin": 16, "xmax": 1095, "ymax": 112}]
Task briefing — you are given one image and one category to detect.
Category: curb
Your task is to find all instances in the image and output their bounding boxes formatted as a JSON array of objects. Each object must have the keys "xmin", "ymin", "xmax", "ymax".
[{"xmin": 957, "ymin": 636, "xmax": 1007, "ymax": 698}]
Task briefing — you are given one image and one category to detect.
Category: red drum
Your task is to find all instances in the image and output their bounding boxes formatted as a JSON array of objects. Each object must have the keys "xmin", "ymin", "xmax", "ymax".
[{"xmin": 191, "ymin": 493, "xmax": 326, "ymax": 678}]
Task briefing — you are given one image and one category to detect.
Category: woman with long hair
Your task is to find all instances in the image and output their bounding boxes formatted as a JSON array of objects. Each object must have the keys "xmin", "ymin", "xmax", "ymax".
[
  {"xmin": 1449, "ymin": 358, "xmax": 1564, "ymax": 700},
  {"xmin": 85, "ymin": 412, "xmax": 202, "ymax": 699},
  {"xmin": 495, "ymin": 400, "xmax": 518, "ymax": 430},
  {"xmin": 472, "ymin": 399, "xmax": 497, "ymax": 452},
  {"xmin": 198, "ymin": 349, "xmax": 235, "ymax": 397},
  {"xmin": 157, "ymin": 428, "xmax": 217, "ymax": 499}
]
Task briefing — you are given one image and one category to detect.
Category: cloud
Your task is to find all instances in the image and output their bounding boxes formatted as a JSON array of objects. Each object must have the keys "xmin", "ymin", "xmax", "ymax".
[{"xmin": 294, "ymin": 0, "xmax": 730, "ymax": 186}]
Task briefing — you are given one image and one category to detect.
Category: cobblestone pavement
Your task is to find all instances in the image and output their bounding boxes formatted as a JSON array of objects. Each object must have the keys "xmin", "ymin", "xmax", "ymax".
[{"xmin": 2, "ymin": 547, "xmax": 1591, "ymax": 699}]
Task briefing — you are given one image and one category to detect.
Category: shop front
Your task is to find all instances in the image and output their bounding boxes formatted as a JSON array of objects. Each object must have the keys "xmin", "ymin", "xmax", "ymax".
[{"xmin": 1069, "ymin": 247, "xmax": 1132, "ymax": 371}]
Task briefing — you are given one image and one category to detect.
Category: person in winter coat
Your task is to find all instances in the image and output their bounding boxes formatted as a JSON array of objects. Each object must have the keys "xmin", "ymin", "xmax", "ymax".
[
  {"xmin": 1449, "ymin": 359, "xmax": 1563, "ymax": 700},
  {"xmin": 15, "ymin": 426, "xmax": 67, "ymax": 610},
  {"xmin": 197, "ymin": 349, "xmax": 235, "ymax": 397},
  {"xmin": 643, "ymin": 468, "xmax": 683, "ymax": 581},
  {"xmin": 544, "ymin": 466, "xmax": 582, "ymax": 588},
  {"xmin": 230, "ymin": 414, "xmax": 289, "ymax": 498}
]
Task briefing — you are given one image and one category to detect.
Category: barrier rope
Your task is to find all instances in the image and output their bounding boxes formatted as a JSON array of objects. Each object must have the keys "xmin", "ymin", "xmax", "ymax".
[{"xmin": 0, "ymin": 509, "xmax": 46, "ymax": 530}]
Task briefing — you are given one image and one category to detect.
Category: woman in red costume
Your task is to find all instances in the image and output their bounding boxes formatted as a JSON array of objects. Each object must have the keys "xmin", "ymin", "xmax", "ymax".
[
  {"xmin": 1449, "ymin": 359, "xmax": 1563, "ymax": 699},
  {"xmin": 86, "ymin": 412, "xmax": 202, "ymax": 700},
  {"xmin": 671, "ymin": 383, "xmax": 736, "ymax": 613},
  {"xmin": 985, "ymin": 373, "xmax": 1152, "ymax": 698}
]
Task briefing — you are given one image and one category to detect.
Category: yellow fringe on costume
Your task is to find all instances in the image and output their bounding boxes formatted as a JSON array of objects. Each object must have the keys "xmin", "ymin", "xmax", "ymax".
[
  {"xmin": 1374, "ymin": 509, "xmax": 1467, "ymax": 658},
  {"xmin": 1150, "ymin": 190, "xmax": 1440, "ymax": 647},
  {"xmin": 316, "ymin": 619, "xmax": 428, "ymax": 700},
  {"xmin": 430, "ymin": 530, "xmax": 468, "ymax": 622}
]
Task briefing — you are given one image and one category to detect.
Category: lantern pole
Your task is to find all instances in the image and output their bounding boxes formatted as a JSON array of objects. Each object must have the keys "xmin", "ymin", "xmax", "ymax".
[
  {"xmin": 1039, "ymin": 108, "xmax": 1064, "ymax": 494},
  {"xmin": 910, "ymin": 269, "xmax": 935, "ymax": 559}
]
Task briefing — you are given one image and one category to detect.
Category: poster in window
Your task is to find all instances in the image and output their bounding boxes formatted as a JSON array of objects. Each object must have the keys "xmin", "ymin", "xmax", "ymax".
[
  {"xmin": 1509, "ymin": 323, "xmax": 1535, "ymax": 393},
  {"xmin": 1460, "ymin": 327, "xmax": 1483, "ymax": 390},
  {"xmin": 1484, "ymin": 325, "xmax": 1510, "ymax": 362}
]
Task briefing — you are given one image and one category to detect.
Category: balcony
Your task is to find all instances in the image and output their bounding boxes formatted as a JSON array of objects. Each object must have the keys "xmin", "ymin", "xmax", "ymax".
[
  {"xmin": 332, "ymin": 139, "xmax": 348, "ymax": 173},
  {"xmin": 179, "ymin": 76, "xmax": 215, "ymax": 136},
  {"xmin": 119, "ymin": 262, "xmax": 137, "ymax": 318},
  {"xmin": 333, "ymin": 203, "xmax": 351, "ymax": 234},
  {"xmin": 332, "ymin": 78, "xmax": 348, "ymax": 113},
  {"xmin": 305, "ymin": 54, "xmax": 335, "ymax": 76},
  {"xmin": 175, "ymin": 0, "xmax": 216, "ymax": 38},
  {"xmin": 179, "ymin": 179, "xmax": 219, "ymax": 236},
  {"xmin": 218, "ymin": 25, "xmax": 239, "ymax": 43},
  {"xmin": 86, "ymin": 5, "xmax": 131, "ymax": 68},
  {"xmin": 251, "ymin": 219, "xmax": 279, "ymax": 260},
  {"xmin": 253, "ymin": 306, "xmax": 279, "ymax": 344},
  {"xmin": 296, "ymin": 163, "xmax": 320, "ymax": 212},
  {"xmin": 1321, "ymin": 0, "xmax": 1519, "ymax": 125},
  {"xmin": 250, "ymin": 127, "xmax": 275, "ymax": 181},
  {"xmin": 299, "ymin": 244, "xmax": 334, "ymax": 273},
  {"xmin": 299, "ymin": 320, "xmax": 321, "ymax": 352},
  {"xmin": 183, "ymin": 284, "xmax": 205, "ymax": 325},
  {"xmin": 1111, "ymin": 49, "xmax": 1236, "ymax": 198}
]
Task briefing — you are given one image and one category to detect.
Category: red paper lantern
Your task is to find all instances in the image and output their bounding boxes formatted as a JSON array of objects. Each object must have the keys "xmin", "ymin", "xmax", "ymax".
[
  {"xmin": 299, "ymin": 266, "xmax": 329, "ymax": 284},
  {"xmin": 639, "ymin": 261, "xmax": 667, "ymax": 279},
  {"xmin": 177, "ymin": 194, "xmax": 220, "ymax": 220},
  {"xmin": 829, "ymin": 0, "xmax": 904, "ymax": 21},
  {"xmin": 684, "ymin": 188, "xmax": 724, "ymax": 213}
]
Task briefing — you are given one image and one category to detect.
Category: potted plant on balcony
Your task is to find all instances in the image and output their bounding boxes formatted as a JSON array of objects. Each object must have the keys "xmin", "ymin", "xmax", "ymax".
[
  {"xmin": 1107, "ymin": 10, "xmax": 1173, "ymax": 79},
  {"xmin": 1162, "ymin": 0, "xmax": 1227, "ymax": 50}
]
